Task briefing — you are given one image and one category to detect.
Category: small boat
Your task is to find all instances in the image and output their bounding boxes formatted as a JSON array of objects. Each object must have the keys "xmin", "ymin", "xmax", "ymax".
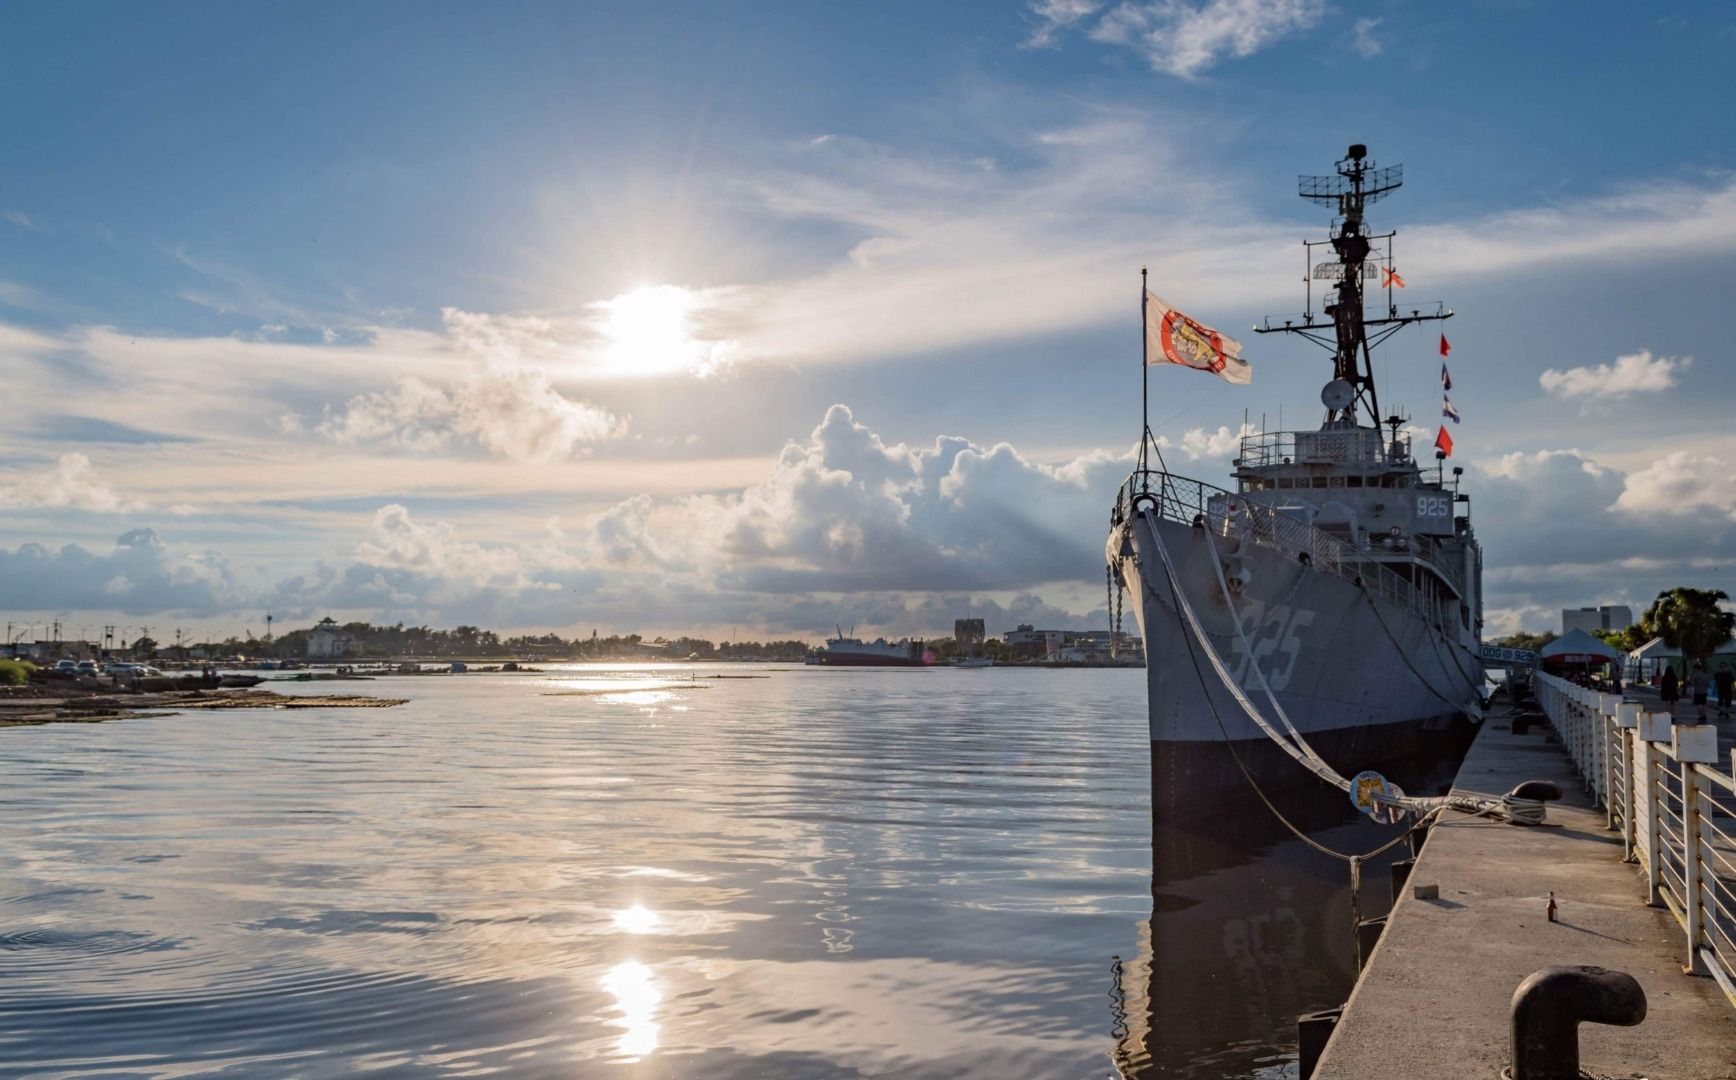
[{"xmin": 955, "ymin": 657, "xmax": 994, "ymax": 669}]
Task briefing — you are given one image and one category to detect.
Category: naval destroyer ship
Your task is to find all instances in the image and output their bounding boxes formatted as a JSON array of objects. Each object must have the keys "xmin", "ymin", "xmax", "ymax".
[{"xmin": 1107, "ymin": 145, "xmax": 1485, "ymax": 820}]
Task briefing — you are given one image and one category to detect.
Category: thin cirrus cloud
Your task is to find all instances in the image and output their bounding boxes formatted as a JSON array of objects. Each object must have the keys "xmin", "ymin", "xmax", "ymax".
[
  {"xmin": 5, "ymin": 111, "xmax": 1736, "ymax": 467},
  {"xmin": 709, "ymin": 114, "xmax": 1736, "ymax": 372},
  {"xmin": 1539, "ymin": 349, "xmax": 1689, "ymax": 400},
  {"xmin": 1026, "ymin": 0, "xmax": 1328, "ymax": 78}
]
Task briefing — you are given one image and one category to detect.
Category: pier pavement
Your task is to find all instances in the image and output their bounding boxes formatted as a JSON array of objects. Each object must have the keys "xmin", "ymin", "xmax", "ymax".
[{"xmin": 1313, "ymin": 699, "xmax": 1736, "ymax": 1079}]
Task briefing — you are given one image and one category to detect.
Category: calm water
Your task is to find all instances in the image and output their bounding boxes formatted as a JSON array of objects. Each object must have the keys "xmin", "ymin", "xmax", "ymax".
[{"xmin": 0, "ymin": 665, "xmax": 1450, "ymax": 1078}]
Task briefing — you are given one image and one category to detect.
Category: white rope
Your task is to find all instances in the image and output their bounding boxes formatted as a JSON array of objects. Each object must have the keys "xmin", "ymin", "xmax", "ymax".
[
  {"xmin": 1140, "ymin": 509, "xmax": 1349, "ymax": 792},
  {"xmin": 1201, "ymin": 522, "xmax": 1337, "ymax": 773}
]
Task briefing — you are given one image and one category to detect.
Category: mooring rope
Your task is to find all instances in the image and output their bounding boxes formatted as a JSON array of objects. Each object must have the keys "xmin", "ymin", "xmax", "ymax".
[
  {"xmin": 1355, "ymin": 578, "xmax": 1478, "ymax": 714},
  {"xmin": 1143, "ymin": 512, "xmax": 1442, "ymax": 860},
  {"xmin": 1201, "ymin": 524, "xmax": 1336, "ymax": 773},
  {"xmin": 1134, "ymin": 508, "xmax": 1545, "ymax": 827}
]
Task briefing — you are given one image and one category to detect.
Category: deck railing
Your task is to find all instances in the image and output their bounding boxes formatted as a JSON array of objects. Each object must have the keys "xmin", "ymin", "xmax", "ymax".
[
  {"xmin": 1236, "ymin": 428, "xmax": 1412, "ymax": 469},
  {"xmin": 1114, "ymin": 469, "xmax": 1450, "ymax": 629},
  {"xmin": 1535, "ymin": 672, "xmax": 1736, "ymax": 1008}
]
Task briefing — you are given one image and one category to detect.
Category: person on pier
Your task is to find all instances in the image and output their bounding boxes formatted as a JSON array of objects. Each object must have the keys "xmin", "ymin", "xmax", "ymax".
[{"xmin": 1688, "ymin": 661, "xmax": 1712, "ymax": 723}]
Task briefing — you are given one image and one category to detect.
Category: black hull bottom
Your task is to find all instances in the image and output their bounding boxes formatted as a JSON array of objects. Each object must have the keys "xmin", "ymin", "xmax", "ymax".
[{"xmin": 1150, "ymin": 714, "xmax": 1476, "ymax": 825}]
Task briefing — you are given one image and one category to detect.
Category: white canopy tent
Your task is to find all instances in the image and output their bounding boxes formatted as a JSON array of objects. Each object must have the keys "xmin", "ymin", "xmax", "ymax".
[{"xmin": 1627, "ymin": 635, "xmax": 1736, "ymax": 682}]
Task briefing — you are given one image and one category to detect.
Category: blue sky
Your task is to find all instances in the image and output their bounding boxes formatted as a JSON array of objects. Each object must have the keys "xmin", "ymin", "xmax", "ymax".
[{"xmin": 1, "ymin": 1, "xmax": 1732, "ymax": 641}]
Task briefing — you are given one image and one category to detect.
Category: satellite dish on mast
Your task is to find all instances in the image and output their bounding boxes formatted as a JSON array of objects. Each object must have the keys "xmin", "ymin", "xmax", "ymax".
[{"xmin": 1321, "ymin": 379, "xmax": 1355, "ymax": 411}]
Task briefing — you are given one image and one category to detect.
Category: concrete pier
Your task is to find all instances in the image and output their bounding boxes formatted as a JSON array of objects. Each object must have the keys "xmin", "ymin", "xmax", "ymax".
[{"xmin": 1312, "ymin": 700, "xmax": 1736, "ymax": 1079}]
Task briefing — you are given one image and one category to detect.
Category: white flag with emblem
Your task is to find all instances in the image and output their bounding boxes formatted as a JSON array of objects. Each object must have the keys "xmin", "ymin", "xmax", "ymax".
[{"xmin": 1143, "ymin": 290, "xmax": 1251, "ymax": 384}]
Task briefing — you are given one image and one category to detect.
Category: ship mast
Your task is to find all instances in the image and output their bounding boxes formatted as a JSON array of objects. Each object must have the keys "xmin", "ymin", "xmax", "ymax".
[{"xmin": 1255, "ymin": 144, "xmax": 1452, "ymax": 430}]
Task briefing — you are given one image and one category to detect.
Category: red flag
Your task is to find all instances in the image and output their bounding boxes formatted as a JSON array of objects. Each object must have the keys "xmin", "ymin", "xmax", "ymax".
[
  {"xmin": 1381, "ymin": 266, "xmax": 1405, "ymax": 288},
  {"xmin": 1434, "ymin": 425, "xmax": 1454, "ymax": 457},
  {"xmin": 1439, "ymin": 333, "xmax": 1451, "ymax": 358}
]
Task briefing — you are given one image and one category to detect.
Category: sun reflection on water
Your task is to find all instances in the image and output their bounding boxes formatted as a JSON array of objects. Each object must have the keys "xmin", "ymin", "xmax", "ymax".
[
  {"xmin": 612, "ymin": 903, "xmax": 660, "ymax": 934},
  {"xmin": 599, "ymin": 960, "xmax": 661, "ymax": 1060}
]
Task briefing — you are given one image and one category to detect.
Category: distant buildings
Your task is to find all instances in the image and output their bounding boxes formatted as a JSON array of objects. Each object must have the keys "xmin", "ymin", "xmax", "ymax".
[
  {"xmin": 306, "ymin": 617, "xmax": 355, "ymax": 659},
  {"xmin": 1001, "ymin": 624, "xmax": 1143, "ymax": 665},
  {"xmin": 1, "ymin": 639, "xmax": 97, "ymax": 662},
  {"xmin": 953, "ymin": 618, "xmax": 985, "ymax": 650},
  {"xmin": 1562, "ymin": 605, "xmax": 1634, "ymax": 636}
]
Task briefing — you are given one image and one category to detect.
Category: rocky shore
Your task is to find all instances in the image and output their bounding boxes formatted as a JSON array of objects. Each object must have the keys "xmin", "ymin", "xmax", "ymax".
[{"xmin": 0, "ymin": 684, "xmax": 407, "ymax": 728}]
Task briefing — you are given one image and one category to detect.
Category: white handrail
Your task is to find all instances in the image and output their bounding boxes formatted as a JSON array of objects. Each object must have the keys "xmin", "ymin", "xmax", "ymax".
[{"xmin": 1535, "ymin": 672, "xmax": 1736, "ymax": 1001}]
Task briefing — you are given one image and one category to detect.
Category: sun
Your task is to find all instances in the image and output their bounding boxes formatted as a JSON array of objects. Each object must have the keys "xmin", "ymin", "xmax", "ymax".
[{"xmin": 599, "ymin": 284, "xmax": 703, "ymax": 376}]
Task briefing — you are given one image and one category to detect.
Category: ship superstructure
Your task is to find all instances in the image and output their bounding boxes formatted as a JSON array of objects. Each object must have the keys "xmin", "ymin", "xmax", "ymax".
[{"xmin": 1108, "ymin": 145, "xmax": 1485, "ymax": 818}]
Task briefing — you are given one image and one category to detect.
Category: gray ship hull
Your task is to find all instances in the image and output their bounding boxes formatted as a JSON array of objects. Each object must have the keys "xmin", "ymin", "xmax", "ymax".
[{"xmin": 1112, "ymin": 510, "xmax": 1484, "ymax": 819}]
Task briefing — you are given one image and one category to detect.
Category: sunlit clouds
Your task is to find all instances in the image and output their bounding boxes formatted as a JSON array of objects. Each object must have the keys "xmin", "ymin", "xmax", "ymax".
[
  {"xmin": 0, "ymin": 453, "xmax": 133, "ymax": 512},
  {"xmin": 3, "ymin": 43, "xmax": 1735, "ymax": 642},
  {"xmin": 1540, "ymin": 350, "xmax": 1689, "ymax": 401}
]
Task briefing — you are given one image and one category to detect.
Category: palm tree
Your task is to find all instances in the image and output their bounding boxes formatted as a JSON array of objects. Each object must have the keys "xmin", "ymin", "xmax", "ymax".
[{"xmin": 1642, "ymin": 588, "xmax": 1735, "ymax": 673}]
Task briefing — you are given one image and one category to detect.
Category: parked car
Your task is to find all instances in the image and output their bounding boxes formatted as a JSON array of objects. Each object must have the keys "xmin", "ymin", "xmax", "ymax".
[
  {"xmin": 54, "ymin": 659, "xmax": 78, "ymax": 673},
  {"xmin": 75, "ymin": 660, "xmax": 101, "ymax": 676}
]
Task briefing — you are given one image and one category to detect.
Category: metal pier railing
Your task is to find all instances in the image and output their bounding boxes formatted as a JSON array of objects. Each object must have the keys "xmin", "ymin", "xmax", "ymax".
[{"xmin": 1535, "ymin": 673, "xmax": 1736, "ymax": 1008}]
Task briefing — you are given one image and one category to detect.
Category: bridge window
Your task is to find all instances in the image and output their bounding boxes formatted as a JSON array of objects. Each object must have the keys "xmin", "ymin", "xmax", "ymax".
[
  {"xmin": 1329, "ymin": 476, "xmax": 1346, "ymax": 488},
  {"xmin": 1348, "ymin": 476, "xmax": 1364, "ymax": 488},
  {"xmin": 1311, "ymin": 476, "xmax": 1328, "ymax": 489},
  {"xmin": 1277, "ymin": 477, "xmax": 1295, "ymax": 489}
]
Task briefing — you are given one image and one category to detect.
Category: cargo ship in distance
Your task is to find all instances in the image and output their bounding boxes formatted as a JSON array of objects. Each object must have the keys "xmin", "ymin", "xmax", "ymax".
[
  {"xmin": 811, "ymin": 629, "xmax": 929, "ymax": 667},
  {"xmin": 1108, "ymin": 144, "xmax": 1486, "ymax": 821}
]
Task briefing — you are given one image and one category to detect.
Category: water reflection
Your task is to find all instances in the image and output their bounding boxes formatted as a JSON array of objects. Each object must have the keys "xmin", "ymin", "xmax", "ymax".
[
  {"xmin": 1112, "ymin": 733, "xmax": 1474, "ymax": 1078},
  {"xmin": 600, "ymin": 960, "xmax": 660, "ymax": 1060},
  {"xmin": 0, "ymin": 664, "xmax": 1471, "ymax": 1076},
  {"xmin": 612, "ymin": 903, "xmax": 660, "ymax": 934}
]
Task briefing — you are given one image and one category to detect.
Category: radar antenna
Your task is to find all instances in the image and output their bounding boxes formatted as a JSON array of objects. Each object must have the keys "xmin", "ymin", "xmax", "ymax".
[{"xmin": 1255, "ymin": 144, "xmax": 1452, "ymax": 428}]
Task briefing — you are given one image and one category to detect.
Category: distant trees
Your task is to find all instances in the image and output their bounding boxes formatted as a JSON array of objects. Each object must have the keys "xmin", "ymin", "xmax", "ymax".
[
  {"xmin": 1491, "ymin": 630, "xmax": 1557, "ymax": 652},
  {"xmin": 1591, "ymin": 628, "xmax": 1635, "ymax": 650},
  {"xmin": 195, "ymin": 622, "xmax": 819, "ymax": 660},
  {"xmin": 1499, "ymin": 588, "xmax": 1734, "ymax": 671},
  {"xmin": 1641, "ymin": 587, "xmax": 1735, "ymax": 669}
]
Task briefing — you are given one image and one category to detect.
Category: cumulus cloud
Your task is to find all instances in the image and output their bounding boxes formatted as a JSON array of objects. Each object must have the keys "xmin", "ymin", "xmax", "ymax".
[
  {"xmin": 1180, "ymin": 423, "xmax": 1254, "ymax": 459},
  {"xmin": 5, "ymin": 410, "xmax": 1731, "ymax": 645},
  {"xmin": 597, "ymin": 404, "xmax": 1135, "ymax": 595},
  {"xmin": 0, "ymin": 528, "xmax": 246, "ymax": 614},
  {"xmin": 1539, "ymin": 349, "xmax": 1688, "ymax": 400},
  {"xmin": 315, "ymin": 309, "xmax": 627, "ymax": 462},
  {"xmin": 1613, "ymin": 450, "xmax": 1736, "ymax": 520},
  {"xmin": 354, "ymin": 504, "xmax": 537, "ymax": 589},
  {"xmin": 1470, "ymin": 447, "xmax": 1734, "ymax": 632},
  {"xmin": 1090, "ymin": 0, "xmax": 1326, "ymax": 78},
  {"xmin": 0, "ymin": 453, "xmax": 134, "ymax": 511}
]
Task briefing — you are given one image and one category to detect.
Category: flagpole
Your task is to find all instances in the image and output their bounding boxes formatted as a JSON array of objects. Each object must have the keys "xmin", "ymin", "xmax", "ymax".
[{"xmin": 1139, "ymin": 266, "xmax": 1149, "ymax": 493}]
